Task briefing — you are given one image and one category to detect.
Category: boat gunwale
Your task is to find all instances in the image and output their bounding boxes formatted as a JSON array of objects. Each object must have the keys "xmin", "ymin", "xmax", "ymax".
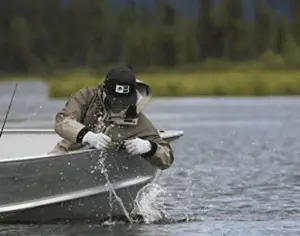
[{"xmin": 0, "ymin": 129, "xmax": 184, "ymax": 163}]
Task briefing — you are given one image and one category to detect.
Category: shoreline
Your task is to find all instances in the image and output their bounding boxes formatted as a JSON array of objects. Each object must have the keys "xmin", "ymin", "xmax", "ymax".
[
  {"xmin": 47, "ymin": 70, "xmax": 300, "ymax": 98},
  {"xmin": 2, "ymin": 69, "xmax": 300, "ymax": 98}
]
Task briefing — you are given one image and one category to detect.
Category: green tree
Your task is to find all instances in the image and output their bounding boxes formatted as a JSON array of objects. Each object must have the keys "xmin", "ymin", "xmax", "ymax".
[
  {"xmin": 7, "ymin": 17, "xmax": 32, "ymax": 72},
  {"xmin": 254, "ymin": 0, "xmax": 272, "ymax": 56},
  {"xmin": 212, "ymin": 0, "xmax": 245, "ymax": 60},
  {"xmin": 291, "ymin": 0, "xmax": 300, "ymax": 46},
  {"xmin": 272, "ymin": 17, "xmax": 289, "ymax": 54},
  {"xmin": 150, "ymin": 2, "xmax": 177, "ymax": 67},
  {"xmin": 282, "ymin": 34, "xmax": 300, "ymax": 68},
  {"xmin": 174, "ymin": 17, "xmax": 200, "ymax": 65},
  {"xmin": 197, "ymin": 0, "xmax": 214, "ymax": 59}
]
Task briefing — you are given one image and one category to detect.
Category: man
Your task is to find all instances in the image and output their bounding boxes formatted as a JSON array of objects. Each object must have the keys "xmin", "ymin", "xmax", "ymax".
[{"xmin": 51, "ymin": 66, "xmax": 174, "ymax": 170}]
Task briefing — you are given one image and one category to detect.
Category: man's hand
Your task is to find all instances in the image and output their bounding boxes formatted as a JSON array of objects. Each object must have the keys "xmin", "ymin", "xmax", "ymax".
[
  {"xmin": 82, "ymin": 131, "xmax": 111, "ymax": 150},
  {"xmin": 124, "ymin": 137, "xmax": 152, "ymax": 156}
]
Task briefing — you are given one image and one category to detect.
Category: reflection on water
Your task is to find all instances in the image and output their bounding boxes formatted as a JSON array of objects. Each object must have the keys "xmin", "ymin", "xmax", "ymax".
[{"xmin": 1, "ymin": 82, "xmax": 300, "ymax": 236}]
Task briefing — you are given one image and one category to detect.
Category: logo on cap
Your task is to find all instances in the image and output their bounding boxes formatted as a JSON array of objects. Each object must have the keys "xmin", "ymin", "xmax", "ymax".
[{"xmin": 115, "ymin": 84, "xmax": 130, "ymax": 94}]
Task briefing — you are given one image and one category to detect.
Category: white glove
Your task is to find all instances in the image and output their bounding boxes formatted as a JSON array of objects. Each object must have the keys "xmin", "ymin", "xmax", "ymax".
[
  {"xmin": 82, "ymin": 131, "xmax": 111, "ymax": 150},
  {"xmin": 124, "ymin": 138, "xmax": 151, "ymax": 156}
]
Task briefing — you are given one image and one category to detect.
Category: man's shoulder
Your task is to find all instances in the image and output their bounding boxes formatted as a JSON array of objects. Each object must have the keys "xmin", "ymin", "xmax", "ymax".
[
  {"xmin": 138, "ymin": 112, "xmax": 155, "ymax": 127},
  {"xmin": 135, "ymin": 112, "xmax": 160, "ymax": 136},
  {"xmin": 72, "ymin": 86, "xmax": 98, "ymax": 99},
  {"xmin": 138, "ymin": 111, "xmax": 148, "ymax": 119},
  {"xmin": 75, "ymin": 86, "xmax": 98, "ymax": 95}
]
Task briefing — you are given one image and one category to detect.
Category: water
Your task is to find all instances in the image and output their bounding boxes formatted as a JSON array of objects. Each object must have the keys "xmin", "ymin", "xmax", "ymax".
[
  {"xmin": 1, "ymin": 81, "xmax": 300, "ymax": 235},
  {"xmin": 96, "ymin": 154, "xmax": 133, "ymax": 224}
]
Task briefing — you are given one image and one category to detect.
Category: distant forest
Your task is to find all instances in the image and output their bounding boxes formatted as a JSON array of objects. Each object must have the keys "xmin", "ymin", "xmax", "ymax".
[{"xmin": 1, "ymin": 0, "xmax": 300, "ymax": 74}]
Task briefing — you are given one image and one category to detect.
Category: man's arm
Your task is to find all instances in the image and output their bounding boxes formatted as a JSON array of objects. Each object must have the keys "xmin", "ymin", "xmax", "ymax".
[
  {"xmin": 141, "ymin": 134, "xmax": 174, "ymax": 170},
  {"xmin": 55, "ymin": 87, "xmax": 93, "ymax": 144},
  {"xmin": 135, "ymin": 113, "xmax": 174, "ymax": 170}
]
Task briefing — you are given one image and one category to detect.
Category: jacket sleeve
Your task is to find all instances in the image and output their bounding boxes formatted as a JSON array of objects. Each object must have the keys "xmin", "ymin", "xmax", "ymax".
[
  {"xmin": 135, "ymin": 114, "xmax": 174, "ymax": 170},
  {"xmin": 54, "ymin": 88, "xmax": 92, "ymax": 144},
  {"xmin": 141, "ymin": 134, "xmax": 174, "ymax": 170}
]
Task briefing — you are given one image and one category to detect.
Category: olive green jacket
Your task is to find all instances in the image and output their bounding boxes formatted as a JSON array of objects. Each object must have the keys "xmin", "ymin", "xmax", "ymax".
[{"xmin": 50, "ymin": 80, "xmax": 174, "ymax": 170}]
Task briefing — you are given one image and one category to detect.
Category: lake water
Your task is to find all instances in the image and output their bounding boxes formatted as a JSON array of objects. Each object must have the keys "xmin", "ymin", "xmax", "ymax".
[{"xmin": 1, "ymin": 81, "xmax": 300, "ymax": 236}]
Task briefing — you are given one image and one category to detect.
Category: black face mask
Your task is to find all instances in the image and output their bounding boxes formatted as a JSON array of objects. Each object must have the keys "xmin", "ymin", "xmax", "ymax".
[
  {"xmin": 109, "ymin": 102, "xmax": 128, "ymax": 113},
  {"xmin": 102, "ymin": 91, "xmax": 128, "ymax": 113}
]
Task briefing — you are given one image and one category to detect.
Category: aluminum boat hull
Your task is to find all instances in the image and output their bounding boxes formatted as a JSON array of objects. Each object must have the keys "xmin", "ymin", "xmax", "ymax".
[{"xmin": 0, "ymin": 129, "xmax": 183, "ymax": 223}]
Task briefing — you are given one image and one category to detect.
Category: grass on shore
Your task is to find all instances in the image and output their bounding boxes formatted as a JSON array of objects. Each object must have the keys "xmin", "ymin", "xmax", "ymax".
[
  {"xmin": 47, "ymin": 69, "xmax": 300, "ymax": 98},
  {"xmin": 0, "ymin": 73, "xmax": 41, "ymax": 81}
]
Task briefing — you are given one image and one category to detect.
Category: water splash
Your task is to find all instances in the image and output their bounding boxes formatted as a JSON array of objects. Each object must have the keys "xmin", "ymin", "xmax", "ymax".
[
  {"xmin": 92, "ymin": 151, "xmax": 133, "ymax": 224},
  {"xmin": 103, "ymin": 189, "xmax": 114, "ymax": 226},
  {"xmin": 90, "ymin": 147, "xmax": 193, "ymax": 225},
  {"xmin": 131, "ymin": 183, "xmax": 170, "ymax": 224}
]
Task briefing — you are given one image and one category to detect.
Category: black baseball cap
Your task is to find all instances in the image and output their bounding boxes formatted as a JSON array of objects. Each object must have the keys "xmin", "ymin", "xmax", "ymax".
[{"xmin": 103, "ymin": 66, "xmax": 137, "ymax": 105}]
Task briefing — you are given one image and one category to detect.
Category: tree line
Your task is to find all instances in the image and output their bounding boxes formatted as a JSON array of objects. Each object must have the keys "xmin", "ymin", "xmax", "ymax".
[{"xmin": 1, "ymin": 0, "xmax": 300, "ymax": 74}]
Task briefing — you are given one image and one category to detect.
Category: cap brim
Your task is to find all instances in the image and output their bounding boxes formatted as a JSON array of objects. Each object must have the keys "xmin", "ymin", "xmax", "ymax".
[{"xmin": 106, "ymin": 91, "xmax": 137, "ymax": 106}]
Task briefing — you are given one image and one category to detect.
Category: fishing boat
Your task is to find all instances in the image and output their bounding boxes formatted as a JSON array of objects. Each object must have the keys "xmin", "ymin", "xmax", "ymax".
[{"xmin": 0, "ymin": 128, "xmax": 184, "ymax": 223}]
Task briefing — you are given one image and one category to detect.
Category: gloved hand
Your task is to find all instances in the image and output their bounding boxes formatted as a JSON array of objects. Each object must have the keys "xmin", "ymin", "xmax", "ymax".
[
  {"xmin": 124, "ymin": 137, "xmax": 151, "ymax": 156},
  {"xmin": 82, "ymin": 131, "xmax": 111, "ymax": 150}
]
